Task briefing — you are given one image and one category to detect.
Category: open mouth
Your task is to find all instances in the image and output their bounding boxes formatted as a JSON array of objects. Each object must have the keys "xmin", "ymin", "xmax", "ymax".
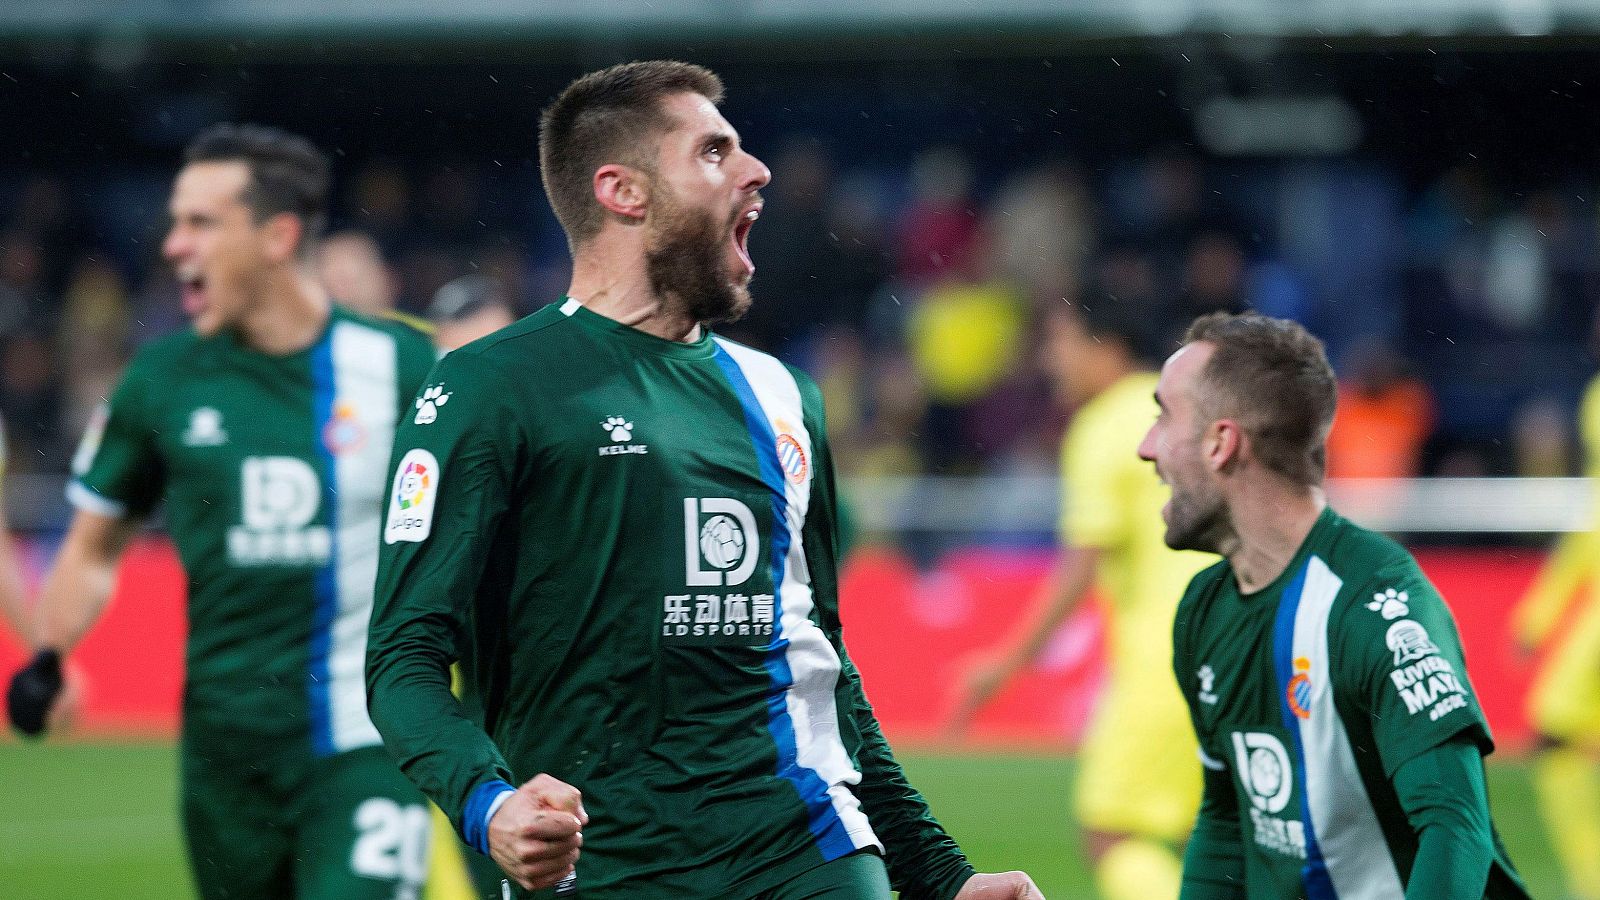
[
  {"xmin": 178, "ymin": 273, "xmax": 208, "ymax": 317},
  {"xmin": 731, "ymin": 206, "xmax": 759, "ymax": 276}
]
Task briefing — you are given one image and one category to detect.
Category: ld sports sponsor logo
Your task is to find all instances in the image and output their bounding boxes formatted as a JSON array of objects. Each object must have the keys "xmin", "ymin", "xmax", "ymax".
[
  {"xmin": 384, "ymin": 449, "xmax": 438, "ymax": 544},
  {"xmin": 664, "ymin": 496, "xmax": 776, "ymax": 645}
]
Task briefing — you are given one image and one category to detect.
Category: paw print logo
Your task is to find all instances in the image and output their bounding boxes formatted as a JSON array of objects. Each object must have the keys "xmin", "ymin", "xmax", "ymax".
[
  {"xmin": 602, "ymin": 416, "xmax": 634, "ymax": 442},
  {"xmin": 413, "ymin": 385, "xmax": 451, "ymax": 425},
  {"xmin": 1365, "ymin": 587, "xmax": 1410, "ymax": 621}
]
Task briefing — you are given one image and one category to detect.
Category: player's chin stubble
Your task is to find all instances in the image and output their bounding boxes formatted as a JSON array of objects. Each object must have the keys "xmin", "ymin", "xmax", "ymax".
[
  {"xmin": 645, "ymin": 202, "xmax": 752, "ymax": 327},
  {"xmin": 1165, "ymin": 489, "xmax": 1228, "ymax": 554}
]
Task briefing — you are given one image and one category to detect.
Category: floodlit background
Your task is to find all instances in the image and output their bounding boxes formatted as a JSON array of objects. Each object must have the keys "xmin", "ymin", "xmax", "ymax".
[{"xmin": 1, "ymin": 1, "xmax": 1596, "ymax": 896}]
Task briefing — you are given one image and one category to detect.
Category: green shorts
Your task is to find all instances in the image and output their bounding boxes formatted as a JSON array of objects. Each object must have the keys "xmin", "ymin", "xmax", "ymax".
[{"xmin": 181, "ymin": 733, "xmax": 429, "ymax": 900}]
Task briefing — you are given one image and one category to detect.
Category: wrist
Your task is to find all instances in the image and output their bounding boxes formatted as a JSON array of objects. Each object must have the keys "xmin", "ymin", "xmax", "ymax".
[{"xmin": 462, "ymin": 778, "xmax": 516, "ymax": 856}]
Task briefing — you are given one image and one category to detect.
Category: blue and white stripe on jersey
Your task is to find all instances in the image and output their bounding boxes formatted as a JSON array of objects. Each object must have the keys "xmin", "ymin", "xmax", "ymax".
[
  {"xmin": 307, "ymin": 320, "xmax": 394, "ymax": 757},
  {"xmin": 1273, "ymin": 554, "xmax": 1405, "ymax": 899},
  {"xmin": 712, "ymin": 336, "xmax": 883, "ymax": 862}
]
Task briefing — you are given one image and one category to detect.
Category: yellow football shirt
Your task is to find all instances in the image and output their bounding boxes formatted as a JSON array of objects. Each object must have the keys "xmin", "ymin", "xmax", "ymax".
[
  {"xmin": 1518, "ymin": 373, "xmax": 1600, "ymax": 741},
  {"xmin": 1060, "ymin": 371, "xmax": 1213, "ymax": 838},
  {"xmin": 1060, "ymin": 372, "xmax": 1212, "ymax": 691}
]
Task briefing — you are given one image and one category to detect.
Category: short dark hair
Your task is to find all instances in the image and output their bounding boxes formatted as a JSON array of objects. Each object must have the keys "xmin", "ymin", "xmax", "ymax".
[
  {"xmin": 428, "ymin": 274, "xmax": 514, "ymax": 323},
  {"xmin": 182, "ymin": 123, "xmax": 330, "ymax": 254},
  {"xmin": 1183, "ymin": 312, "xmax": 1337, "ymax": 487},
  {"xmin": 538, "ymin": 60, "xmax": 724, "ymax": 248}
]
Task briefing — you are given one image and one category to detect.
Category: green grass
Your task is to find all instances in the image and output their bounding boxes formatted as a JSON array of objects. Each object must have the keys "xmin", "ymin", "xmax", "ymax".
[{"xmin": 0, "ymin": 742, "xmax": 1562, "ymax": 898}]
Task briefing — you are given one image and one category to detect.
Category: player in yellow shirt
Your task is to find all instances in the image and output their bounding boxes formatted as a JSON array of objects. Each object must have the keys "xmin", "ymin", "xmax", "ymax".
[
  {"xmin": 1513, "ymin": 373, "xmax": 1600, "ymax": 900},
  {"xmin": 950, "ymin": 299, "xmax": 1211, "ymax": 900}
]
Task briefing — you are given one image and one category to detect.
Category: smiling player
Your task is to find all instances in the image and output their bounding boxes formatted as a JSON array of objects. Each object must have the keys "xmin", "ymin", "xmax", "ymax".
[{"xmin": 1141, "ymin": 312, "xmax": 1529, "ymax": 900}]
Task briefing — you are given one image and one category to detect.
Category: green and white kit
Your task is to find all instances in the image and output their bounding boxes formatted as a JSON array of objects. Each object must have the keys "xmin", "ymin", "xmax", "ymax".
[
  {"xmin": 369, "ymin": 299, "xmax": 975, "ymax": 899},
  {"xmin": 71, "ymin": 306, "xmax": 437, "ymax": 899},
  {"xmin": 1173, "ymin": 508, "xmax": 1528, "ymax": 898}
]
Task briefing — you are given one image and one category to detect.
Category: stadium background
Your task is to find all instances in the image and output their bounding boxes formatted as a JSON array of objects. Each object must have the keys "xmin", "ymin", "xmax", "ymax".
[{"xmin": 0, "ymin": 0, "xmax": 1595, "ymax": 895}]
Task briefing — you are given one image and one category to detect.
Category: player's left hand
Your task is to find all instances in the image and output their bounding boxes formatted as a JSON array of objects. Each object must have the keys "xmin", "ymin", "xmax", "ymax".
[{"xmin": 954, "ymin": 871, "xmax": 1046, "ymax": 899}]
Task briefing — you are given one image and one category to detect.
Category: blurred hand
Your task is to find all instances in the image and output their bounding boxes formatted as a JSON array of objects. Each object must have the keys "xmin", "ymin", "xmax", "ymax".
[
  {"xmin": 6, "ymin": 649, "xmax": 63, "ymax": 737},
  {"xmin": 487, "ymin": 774, "xmax": 587, "ymax": 891},
  {"xmin": 955, "ymin": 871, "xmax": 1045, "ymax": 899},
  {"xmin": 944, "ymin": 654, "xmax": 1015, "ymax": 740}
]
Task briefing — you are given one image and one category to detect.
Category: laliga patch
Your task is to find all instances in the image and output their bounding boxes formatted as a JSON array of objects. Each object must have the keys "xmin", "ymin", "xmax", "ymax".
[{"xmin": 385, "ymin": 449, "xmax": 439, "ymax": 544}]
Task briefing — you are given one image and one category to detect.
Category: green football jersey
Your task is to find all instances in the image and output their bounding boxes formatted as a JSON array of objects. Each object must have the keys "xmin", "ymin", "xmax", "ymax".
[
  {"xmin": 71, "ymin": 307, "xmax": 436, "ymax": 754},
  {"xmin": 1173, "ymin": 508, "xmax": 1528, "ymax": 898},
  {"xmin": 368, "ymin": 299, "xmax": 974, "ymax": 899}
]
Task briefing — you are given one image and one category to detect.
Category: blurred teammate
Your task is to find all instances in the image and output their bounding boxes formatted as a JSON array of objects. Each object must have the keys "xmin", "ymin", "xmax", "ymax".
[
  {"xmin": 428, "ymin": 274, "xmax": 518, "ymax": 352},
  {"xmin": 949, "ymin": 298, "xmax": 1210, "ymax": 900},
  {"xmin": 366, "ymin": 60, "xmax": 1042, "ymax": 899},
  {"xmin": 1512, "ymin": 373, "xmax": 1600, "ymax": 900},
  {"xmin": 1144, "ymin": 312, "xmax": 1528, "ymax": 898},
  {"xmin": 4, "ymin": 123, "xmax": 437, "ymax": 900},
  {"xmin": 317, "ymin": 229, "xmax": 400, "ymax": 316}
]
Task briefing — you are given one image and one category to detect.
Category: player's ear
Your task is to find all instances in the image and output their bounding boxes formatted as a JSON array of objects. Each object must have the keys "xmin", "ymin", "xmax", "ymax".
[
  {"xmin": 260, "ymin": 212, "xmax": 304, "ymax": 265},
  {"xmin": 1205, "ymin": 419, "xmax": 1243, "ymax": 472},
  {"xmin": 594, "ymin": 164, "xmax": 649, "ymax": 223}
]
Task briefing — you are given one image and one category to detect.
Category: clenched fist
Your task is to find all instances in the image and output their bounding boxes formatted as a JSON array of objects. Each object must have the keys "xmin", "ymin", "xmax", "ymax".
[{"xmin": 487, "ymin": 774, "xmax": 587, "ymax": 892}]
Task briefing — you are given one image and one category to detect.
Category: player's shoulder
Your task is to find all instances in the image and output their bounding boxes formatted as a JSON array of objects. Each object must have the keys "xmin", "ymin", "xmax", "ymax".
[
  {"xmin": 1318, "ymin": 509, "xmax": 1419, "ymax": 588},
  {"xmin": 711, "ymin": 332, "xmax": 822, "ymax": 395},
  {"xmin": 426, "ymin": 304, "xmax": 568, "ymax": 386},
  {"xmin": 457, "ymin": 301, "xmax": 580, "ymax": 357},
  {"xmin": 333, "ymin": 306, "xmax": 436, "ymax": 357},
  {"xmin": 124, "ymin": 327, "xmax": 208, "ymax": 376},
  {"xmin": 1315, "ymin": 510, "xmax": 1445, "ymax": 635}
]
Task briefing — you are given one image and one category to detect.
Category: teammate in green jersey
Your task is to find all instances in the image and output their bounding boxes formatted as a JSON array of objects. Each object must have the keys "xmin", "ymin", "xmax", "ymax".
[
  {"xmin": 1138, "ymin": 312, "xmax": 1529, "ymax": 900},
  {"xmin": 5, "ymin": 124, "xmax": 438, "ymax": 900},
  {"xmin": 366, "ymin": 60, "xmax": 1043, "ymax": 900}
]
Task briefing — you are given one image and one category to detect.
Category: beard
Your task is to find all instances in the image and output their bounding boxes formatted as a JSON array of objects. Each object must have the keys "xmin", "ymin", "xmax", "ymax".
[
  {"xmin": 644, "ymin": 188, "xmax": 752, "ymax": 327},
  {"xmin": 1164, "ymin": 479, "xmax": 1232, "ymax": 554}
]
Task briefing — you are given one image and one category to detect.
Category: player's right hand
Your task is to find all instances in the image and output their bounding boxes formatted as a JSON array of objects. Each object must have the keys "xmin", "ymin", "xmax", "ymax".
[
  {"xmin": 6, "ymin": 649, "xmax": 64, "ymax": 737},
  {"xmin": 487, "ymin": 773, "xmax": 587, "ymax": 892}
]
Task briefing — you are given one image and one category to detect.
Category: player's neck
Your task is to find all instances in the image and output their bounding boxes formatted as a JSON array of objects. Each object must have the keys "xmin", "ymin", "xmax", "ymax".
[
  {"xmin": 1226, "ymin": 480, "xmax": 1327, "ymax": 593},
  {"xmin": 568, "ymin": 243, "xmax": 701, "ymax": 344},
  {"xmin": 237, "ymin": 270, "xmax": 332, "ymax": 356}
]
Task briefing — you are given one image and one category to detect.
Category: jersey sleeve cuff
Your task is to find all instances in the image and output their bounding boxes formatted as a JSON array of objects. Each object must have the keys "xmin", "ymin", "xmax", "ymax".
[
  {"xmin": 462, "ymin": 779, "xmax": 516, "ymax": 856},
  {"xmin": 66, "ymin": 480, "xmax": 127, "ymax": 518}
]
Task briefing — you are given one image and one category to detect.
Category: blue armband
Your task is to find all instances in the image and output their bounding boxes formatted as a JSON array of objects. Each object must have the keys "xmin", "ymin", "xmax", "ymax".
[{"xmin": 462, "ymin": 779, "xmax": 516, "ymax": 856}]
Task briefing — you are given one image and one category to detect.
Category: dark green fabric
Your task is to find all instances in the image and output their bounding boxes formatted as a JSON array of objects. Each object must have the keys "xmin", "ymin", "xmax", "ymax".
[
  {"xmin": 1395, "ymin": 739, "xmax": 1530, "ymax": 899},
  {"xmin": 1179, "ymin": 764, "xmax": 1247, "ymax": 900},
  {"xmin": 369, "ymin": 302, "xmax": 971, "ymax": 900},
  {"xmin": 757, "ymin": 850, "xmax": 892, "ymax": 900},
  {"xmin": 182, "ymin": 741, "xmax": 428, "ymax": 900}
]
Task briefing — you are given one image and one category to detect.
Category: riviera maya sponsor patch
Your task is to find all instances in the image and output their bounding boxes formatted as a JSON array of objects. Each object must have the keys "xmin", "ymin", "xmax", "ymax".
[{"xmin": 385, "ymin": 449, "xmax": 439, "ymax": 544}]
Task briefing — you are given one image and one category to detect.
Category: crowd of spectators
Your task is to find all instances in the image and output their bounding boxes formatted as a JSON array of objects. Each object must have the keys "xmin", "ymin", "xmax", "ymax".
[{"xmin": 1, "ymin": 139, "xmax": 1597, "ymax": 493}]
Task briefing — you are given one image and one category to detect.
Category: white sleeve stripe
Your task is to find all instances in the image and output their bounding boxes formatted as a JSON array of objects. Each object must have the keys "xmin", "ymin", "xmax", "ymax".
[
  {"xmin": 1198, "ymin": 747, "xmax": 1227, "ymax": 771},
  {"xmin": 484, "ymin": 789, "xmax": 516, "ymax": 831},
  {"xmin": 66, "ymin": 480, "xmax": 127, "ymax": 518}
]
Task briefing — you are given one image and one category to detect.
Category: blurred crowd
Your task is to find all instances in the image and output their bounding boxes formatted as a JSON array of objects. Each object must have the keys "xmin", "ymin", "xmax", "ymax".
[{"xmin": 1, "ymin": 141, "xmax": 1597, "ymax": 485}]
